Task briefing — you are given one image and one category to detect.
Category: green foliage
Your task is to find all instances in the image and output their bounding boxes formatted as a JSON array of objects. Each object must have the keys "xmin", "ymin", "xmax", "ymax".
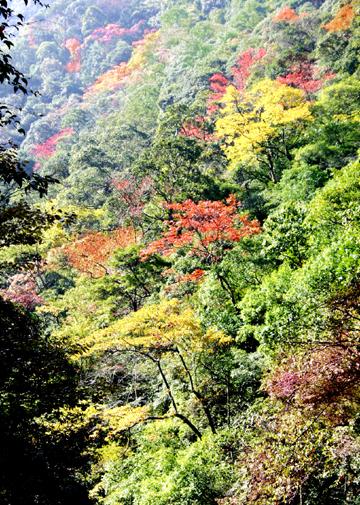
[
  {"xmin": 0, "ymin": 297, "xmax": 91, "ymax": 504},
  {"xmin": 94, "ymin": 422, "xmax": 235, "ymax": 505},
  {"xmin": 2, "ymin": 0, "xmax": 360, "ymax": 503}
]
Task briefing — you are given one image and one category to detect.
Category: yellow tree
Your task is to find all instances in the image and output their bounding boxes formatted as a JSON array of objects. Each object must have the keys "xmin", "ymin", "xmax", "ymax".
[
  {"xmin": 215, "ymin": 79, "xmax": 312, "ymax": 182},
  {"xmin": 81, "ymin": 299, "xmax": 231, "ymax": 438}
]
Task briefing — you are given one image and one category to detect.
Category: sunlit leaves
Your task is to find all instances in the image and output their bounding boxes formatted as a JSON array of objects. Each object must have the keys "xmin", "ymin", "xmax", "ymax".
[
  {"xmin": 62, "ymin": 227, "xmax": 138, "ymax": 278},
  {"xmin": 38, "ymin": 402, "xmax": 150, "ymax": 442},
  {"xmin": 81, "ymin": 298, "xmax": 230, "ymax": 357},
  {"xmin": 215, "ymin": 79, "xmax": 312, "ymax": 173},
  {"xmin": 141, "ymin": 196, "xmax": 260, "ymax": 261},
  {"xmin": 323, "ymin": 3, "xmax": 355, "ymax": 32}
]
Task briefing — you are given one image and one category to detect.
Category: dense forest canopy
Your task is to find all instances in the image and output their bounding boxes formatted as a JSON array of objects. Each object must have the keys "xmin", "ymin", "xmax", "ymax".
[{"xmin": 0, "ymin": 0, "xmax": 359, "ymax": 503}]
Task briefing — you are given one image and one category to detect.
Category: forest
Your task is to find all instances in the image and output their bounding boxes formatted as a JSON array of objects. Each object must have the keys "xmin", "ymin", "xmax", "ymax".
[{"xmin": 0, "ymin": 0, "xmax": 359, "ymax": 503}]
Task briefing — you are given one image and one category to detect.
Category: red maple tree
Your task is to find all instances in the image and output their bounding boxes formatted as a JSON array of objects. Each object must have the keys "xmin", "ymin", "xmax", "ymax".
[
  {"xmin": 141, "ymin": 195, "xmax": 260, "ymax": 261},
  {"xmin": 266, "ymin": 344, "xmax": 360, "ymax": 408},
  {"xmin": 86, "ymin": 20, "xmax": 145, "ymax": 44},
  {"xmin": 207, "ymin": 73, "xmax": 229, "ymax": 114},
  {"xmin": 277, "ymin": 62, "xmax": 335, "ymax": 94},
  {"xmin": 232, "ymin": 48, "xmax": 267, "ymax": 91},
  {"xmin": 180, "ymin": 116, "xmax": 216, "ymax": 142},
  {"xmin": 113, "ymin": 175, "xmax": 154, "ymax": 223},
  {"xmin": 179, "ymin": 269, "xmax": 206, "ymax": 283},
  {"xmin": 63, "ymin": 227, "xmax": 138, "ymax": 278}
]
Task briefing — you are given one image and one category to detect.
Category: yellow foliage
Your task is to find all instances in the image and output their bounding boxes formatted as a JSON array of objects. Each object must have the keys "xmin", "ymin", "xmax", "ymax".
[
  {"xmin": 81, "ymin": 299, "xmax": 231, "ymax": 358},
  {"xmin": 37, "ymin": 402, "xmax": 149, "ymax": 442},
  {"xmin": 215, "ymin": 79, "xmax": 312, "ymax": 169},
  {"xmin": 43, "ymin": 204, "xmax": 111, "ymax": 250},
  {"xmin": 127, "ymin": 31, "xmax": 160, "ymax": 72}
]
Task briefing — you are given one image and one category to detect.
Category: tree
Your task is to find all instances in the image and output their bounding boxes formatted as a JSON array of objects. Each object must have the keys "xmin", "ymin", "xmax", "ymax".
[
  {"xmin": 273, "ymin": 6, "xmax": 300, "ymax": 23},
  {"xmin": 231, "ymin": 47, "xmax": 266, "ymax": 91},
  {"xmin": 81, "ymin": 298, "xmax": 231, "ymax": 438},
  {"xmin": 84, "ymin": 31, "xmax": 159, "ymax": 97},
  {"xmin": 1, "ymin": 271, "xmax": 43, "ymax": 310},
  {"xmin": 216, "ymin": 79, "xmax": 312, "ymax": 182},
  {"xmin": 0, "ymin": 1, "xmax": 46, "ymax": 100},
  {"xmin": 0, "ymin": 297, "xmax": 91, "ymax": 505},
  {"xmin": 106, "ymin": 245, "xmax": 169, "ymax": 312},
  {"xmin": 0, "ymin": 1, "xmax": 61, "ymax": 248},
  {"xmin": 141, "ymin": 195, "xmax": 260, "ymax": 262},
  {"xmin": 64, "ymin": 38, "xmax": 81, "ymax": 73},
  {"xmin": 322, "ymin": 3, "xmax": 355, "ymax": 32},
  {"xmin": 132, "ymin": 106, "xmax": 228, "ymax": 204},
  {"xmin": 32, "ymin": 128, "xmax": 74, "ymax": 167},
  {"xmin": 62, "ymin": 227, "xmax": 138, "ymax": 278},
  {"xmin": 277, "ymin": 61, "xmax": 333, "ymax": 94}
]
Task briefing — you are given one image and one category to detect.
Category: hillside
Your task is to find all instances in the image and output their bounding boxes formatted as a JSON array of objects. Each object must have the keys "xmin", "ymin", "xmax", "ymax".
[{"xmin": 0, "ymin": 0, "xmax": 359, "ymax": 504}]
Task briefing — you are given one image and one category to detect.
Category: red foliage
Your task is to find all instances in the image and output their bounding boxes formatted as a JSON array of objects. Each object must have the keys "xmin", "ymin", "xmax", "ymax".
[
  {"xmin": 323, "ymin": 3, "xmax": 355, "ymax": 32},
  {"xmin": 113, "ymin": 176, "xmax": 154, "ymax": 222},
  {"xmin": 63, "ymin": 228, "xmax": 137, "ymax": 278},
  {"xmin": 274, "ymin": 6, "xmax": 300, "ymax": 23},
  {"xmin": 277, "ymin": 62, "xmax": 329, "ymax": 94},
  {"xmin": 64, "ymin": 38, "xmax": 81, "ymax": 73},
  {"xmin": 232, "ymin": 48, "xmax": 266, "ymax": 91},
  {"xmin": 206, "ymin": 48, "xmax": 266, "ymax": 115},
  {"xmin": 266, "ymin": 345, "xmax": 360, "ymax": 407},
  {"xmin": 32, "ymin": 128, "xmax": 74, "ymax": 161},
  {"xmin": 141, "ymin": 195, "xmax": 261, "ymax": 260},
  {"xmin": 179, "ymin": 269, "xmax": 206, "ymax": 283},
  {"xmin": 180, "ymin": 116, "xmax": 216, "ymax": 142},
  {"xmin": 1, "ymin": 273, "xmax": 43, "ymax": 311},
  {"xmin": 87, "ymin": 20, "xmax": 145, "ymax": 43},
  {"xmin": 207, "ymin": 73, "xmax": 229, "ymax": 114}
]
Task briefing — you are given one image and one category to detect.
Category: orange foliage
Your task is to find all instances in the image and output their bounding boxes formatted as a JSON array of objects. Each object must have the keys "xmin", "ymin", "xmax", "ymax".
[
  {"xmin": 322, "ymin": 3, "xmax": 355, "ymax": 32},
  {"xmin": 64, "ymin": 38, "xmax": 81, "ymax": 73},
  {"xmin": 84, "ymin": 62, "xmax": 132, "ymax": 96},
  {"xmin": 179, "ymin": 269, "xmax": 206, "ymax": 283},
  {"xmin": 141, "ymin": 196, "xmax": 260, "ymax": 261},
  {"xmin": 274, "ymin": 6, "xmax": 300, "ymax": 23},
  {"xmin": 85, "ymin": 31, "xmax": 159, "ymax": 97},
  {"xmin": 63, "ymin": 228, "xmax": 138, "ymax": 277}
]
